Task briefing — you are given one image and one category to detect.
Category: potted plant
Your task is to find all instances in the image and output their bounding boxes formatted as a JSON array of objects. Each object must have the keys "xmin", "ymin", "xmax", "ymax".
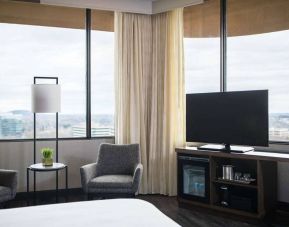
[{"xmin": 41, "ymin": 147, "xmax": 54, "ymax": 166}]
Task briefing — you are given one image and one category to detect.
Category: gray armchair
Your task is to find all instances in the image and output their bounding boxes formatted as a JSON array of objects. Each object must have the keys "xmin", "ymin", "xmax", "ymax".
[
  {"xmin": 80, "ymin": 143, "xmax": 143, "ymax": 198},
  {"xmin": 0, "ymin": 169, "xmax": 18, "ymax": 204}
]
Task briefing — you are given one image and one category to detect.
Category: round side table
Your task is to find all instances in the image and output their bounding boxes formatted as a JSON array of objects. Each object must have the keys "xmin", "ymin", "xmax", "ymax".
[{"xmin": 27, "ymin": 163, "xmax": 68, "ymax": 204}]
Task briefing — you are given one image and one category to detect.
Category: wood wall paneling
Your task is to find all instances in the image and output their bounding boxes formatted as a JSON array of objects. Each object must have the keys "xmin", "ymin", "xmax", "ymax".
[
  {"xmin": 184, "ymin": 0, "xmax": 220, "ymax": 38},
  {"xmin": 0, "ymin": 0, "xmax": 114, "ymax": 31},
  {"xmin": 91, "ymin": 9, "xmax": 114, "ymax": 32},
  {"xmin": 184, "ymin": 0, "xmax": 289, "ymax": 38}
]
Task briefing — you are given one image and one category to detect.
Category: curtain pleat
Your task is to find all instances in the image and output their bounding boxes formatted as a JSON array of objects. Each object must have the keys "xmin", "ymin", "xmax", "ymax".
[{"xmin": 115, "ymin": 9, "xmax": 185, "ymax": 196}]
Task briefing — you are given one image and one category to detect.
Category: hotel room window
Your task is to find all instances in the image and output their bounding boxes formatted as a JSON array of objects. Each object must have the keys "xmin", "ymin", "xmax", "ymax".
[
  {"xmin": 226, "ymin": 0, "xmax": 289, "ymax": 142},
  {"xmin": 91, "ymin": 10, "xmax": 115, "ymax": 137},
  {"xmin": 0, "ymin": 2, "xmax": 86, "ymax": 139},
  {"xmin": 184, "ymin": 0, "xmax": 220, "ymax": 94}
]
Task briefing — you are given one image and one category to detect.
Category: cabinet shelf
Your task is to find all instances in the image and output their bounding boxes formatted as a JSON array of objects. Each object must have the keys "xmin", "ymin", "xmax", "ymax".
[{"xmin": 212, "ymin": 179, "xmax": 258, "ymax": 189}]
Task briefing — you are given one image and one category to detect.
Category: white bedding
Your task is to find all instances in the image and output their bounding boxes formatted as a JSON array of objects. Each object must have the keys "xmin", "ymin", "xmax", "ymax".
[{"xmin": 0, "ymin": 199, "xmax": 180, "ymax": 227}]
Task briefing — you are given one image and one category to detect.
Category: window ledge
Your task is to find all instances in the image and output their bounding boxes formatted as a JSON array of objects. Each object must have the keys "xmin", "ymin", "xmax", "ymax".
[{"xmin": 0, "ymin": 136, "xmax": 115, "ymax": 143}]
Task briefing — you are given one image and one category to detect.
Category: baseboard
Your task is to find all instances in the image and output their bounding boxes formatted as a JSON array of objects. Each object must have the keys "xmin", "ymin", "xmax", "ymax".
[{"xmin": 15, "ymin": 188, "xmax": 83, "ymax": 201}]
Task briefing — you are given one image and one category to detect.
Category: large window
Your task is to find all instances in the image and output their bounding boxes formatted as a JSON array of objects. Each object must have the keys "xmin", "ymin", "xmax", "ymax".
[
  {"xmin": 0, "ymin": 23, "xmax": 86, "ymax": 139},
  {"xmin": 184, "ymin": 0, "xmax": 289, "ymax": 143},
  {"xmin": 227, "ymin": 0, "xmax": 289, "ymax": 142},
  {"xmin": 184, "ymin": 0, "xmax": 220, "ymax": 94},
  {"xmin": 0, "ymin": 2, "xmax": 115, "ymax": 140},
  {"xmin": 227, "ymin": 30, "xmax": 289, "ymax": 141}
]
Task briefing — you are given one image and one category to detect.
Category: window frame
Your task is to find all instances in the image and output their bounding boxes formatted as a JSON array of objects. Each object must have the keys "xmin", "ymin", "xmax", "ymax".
[
  {"xmin": 0, "ymin": 8, "xmax": 114, "ymax": 142},
  {"xmin": 1, "ymin": 2, "xmax": 288, "ymax": 145}
]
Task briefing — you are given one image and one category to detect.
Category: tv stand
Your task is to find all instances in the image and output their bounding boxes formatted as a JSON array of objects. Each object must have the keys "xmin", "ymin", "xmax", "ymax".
[
  {"xmin": 198, "ymin": 144, "xmax": 254, "ymax": 153},
  {"xmin": 176, "ymin": 147, "xmax": 289, "ymax": 219}
]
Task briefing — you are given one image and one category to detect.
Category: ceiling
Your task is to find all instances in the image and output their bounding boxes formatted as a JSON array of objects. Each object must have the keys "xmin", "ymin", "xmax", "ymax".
[{"xmin": 40, "ymin": 0, "xmax": 203, "ymax": 14}]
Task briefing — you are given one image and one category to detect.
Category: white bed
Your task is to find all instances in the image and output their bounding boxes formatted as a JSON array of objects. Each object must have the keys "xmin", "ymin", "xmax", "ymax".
[{"xmin": 0, "ymin": 199, "xmax": 180, "ymax": 227}]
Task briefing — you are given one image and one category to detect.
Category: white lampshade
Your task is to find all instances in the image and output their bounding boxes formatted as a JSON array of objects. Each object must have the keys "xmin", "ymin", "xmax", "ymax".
[{"xmin": 31, "ymin": 84, "xmax": 61, "ymax": 113}]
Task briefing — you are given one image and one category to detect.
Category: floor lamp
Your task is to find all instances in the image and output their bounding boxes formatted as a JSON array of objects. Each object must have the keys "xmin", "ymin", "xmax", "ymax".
[{"xmin": 31, "ymin": 77, "xmax": 61, "ymax": 164}]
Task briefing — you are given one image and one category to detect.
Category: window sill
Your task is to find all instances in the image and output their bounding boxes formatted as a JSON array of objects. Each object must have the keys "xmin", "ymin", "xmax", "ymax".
[{"xmin": 0, "ymin": 136, "xmax": 115, "ymax": 143}]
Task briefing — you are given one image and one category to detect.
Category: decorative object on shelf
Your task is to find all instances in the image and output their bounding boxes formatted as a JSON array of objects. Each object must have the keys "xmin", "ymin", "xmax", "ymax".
[
  {"xmin": 222, "ymin": 165, "xmax": 234, "ymax": 180},
  {"xmin": 234, "ymin": 172, "xmax": 242, "ymax": 180},
  {"xmin": 218, "ymin": 177, "xmax": 256, "ymax": 185},
  {"xmin": 41, "ymin": 147, "xmax": 54, "ymax": 166},
  {"xmin": 243, "ymin": 173, "xmax": 251, "ymax": 181},
  {"xmin": 220, "ymin": 185, "xmax": 229, "ymax": 207},
  {"xmin": 31, "ymin": 77, "xmax": 61, "ymax": 165}
]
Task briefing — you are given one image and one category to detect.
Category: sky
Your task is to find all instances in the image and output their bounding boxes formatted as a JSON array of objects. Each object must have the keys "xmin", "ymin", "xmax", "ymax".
[
  {"xmin": 185, "ymin": 29, "xmax": 289, "ymax": 113},
  {"xmin": 0, "ymin": 23, "xmax": 288, "ymax": 115},
  {"xmin": 0, "ymin": 23, "xmax": 114, "ymax": 115}
]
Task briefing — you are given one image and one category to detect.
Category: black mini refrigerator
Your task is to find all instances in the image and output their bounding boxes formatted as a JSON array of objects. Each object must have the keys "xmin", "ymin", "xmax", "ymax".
[{"xmin": 177, "ymin": 154, "xmax": 210, "ymax": 203}]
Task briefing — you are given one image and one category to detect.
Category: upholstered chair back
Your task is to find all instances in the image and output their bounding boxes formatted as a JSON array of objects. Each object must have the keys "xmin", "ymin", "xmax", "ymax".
[{"xmin": 96, "ymin": 143, "xmax": 140, "ymax": 176}]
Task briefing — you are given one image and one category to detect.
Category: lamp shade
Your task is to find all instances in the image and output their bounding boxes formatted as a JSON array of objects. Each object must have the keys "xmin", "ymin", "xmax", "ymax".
[{"xmin": 31, "ymin": 84, "xmax": 61, "ymax": 113}]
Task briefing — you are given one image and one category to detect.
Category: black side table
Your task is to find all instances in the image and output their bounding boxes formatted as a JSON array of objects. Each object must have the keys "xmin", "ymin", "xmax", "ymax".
[{"xmin": 27, "ymin": 163, "xmax": 68, "ymax": 205}]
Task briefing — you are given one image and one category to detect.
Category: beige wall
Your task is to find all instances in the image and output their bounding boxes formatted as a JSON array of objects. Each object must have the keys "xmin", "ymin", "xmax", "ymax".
[{"xmin": 0, "ymin": 138, "xmax": 113, "ymax": 192}]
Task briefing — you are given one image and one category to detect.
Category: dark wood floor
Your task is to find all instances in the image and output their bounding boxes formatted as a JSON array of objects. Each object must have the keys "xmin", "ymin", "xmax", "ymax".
[{"xmin": 2, "ymin": 191, "xmax": 289, "ymax": 227}]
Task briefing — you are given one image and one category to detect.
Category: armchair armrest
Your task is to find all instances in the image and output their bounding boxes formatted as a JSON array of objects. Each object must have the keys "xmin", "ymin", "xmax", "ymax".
[
  {"xmin": 80, "ymin": 163, "xmax": 98, "ymax": 193},
  {"xmin": 0, "ymin": 169, "xmax": 18, "ymax": 198},
  {"xmin": 132, "ymin": 163, "xmax": 143, "ymax": 194}
]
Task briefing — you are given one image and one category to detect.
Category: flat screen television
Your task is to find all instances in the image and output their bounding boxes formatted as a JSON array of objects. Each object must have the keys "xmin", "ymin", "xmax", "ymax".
[{"xmin": 186, "ymin": 90, "xmax": 268, "ymax": 153}]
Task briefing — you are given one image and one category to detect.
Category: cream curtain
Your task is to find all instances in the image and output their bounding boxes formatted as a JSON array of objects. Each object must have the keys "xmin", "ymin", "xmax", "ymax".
[{"xmin": 115, "ymin": 9, "xmax": 185, "ymax": 196}]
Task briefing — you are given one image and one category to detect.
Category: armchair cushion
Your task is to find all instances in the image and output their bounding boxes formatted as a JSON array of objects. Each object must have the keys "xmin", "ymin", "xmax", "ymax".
[
  {"xmin": 88, "ymin": 175, "xmax": 133, "ymax": 189},
  {"xmin": 80, "ymin": 143, "xmax": 143, "ymax": 196}
]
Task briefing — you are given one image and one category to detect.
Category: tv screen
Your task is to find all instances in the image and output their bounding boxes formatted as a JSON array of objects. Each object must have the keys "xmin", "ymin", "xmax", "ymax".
[{"xmin": 186, "ymin": 90, "xmax": 268, "ymax": 147}]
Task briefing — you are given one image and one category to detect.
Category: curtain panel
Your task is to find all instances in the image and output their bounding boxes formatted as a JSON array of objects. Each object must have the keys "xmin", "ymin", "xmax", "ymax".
[{"xmin": 115, "ymin": 9, "xmax": 185, "ymax": 196}]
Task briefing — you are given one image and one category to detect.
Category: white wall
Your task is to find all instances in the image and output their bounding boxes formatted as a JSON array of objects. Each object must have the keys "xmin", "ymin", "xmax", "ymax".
[
  {"xmin": 0, "ymin": 138, "xmax": 113, "ymax": 192},
  {"xmin": 0, "ymin": 139, "xmax": 289, "ymax": 203}
]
